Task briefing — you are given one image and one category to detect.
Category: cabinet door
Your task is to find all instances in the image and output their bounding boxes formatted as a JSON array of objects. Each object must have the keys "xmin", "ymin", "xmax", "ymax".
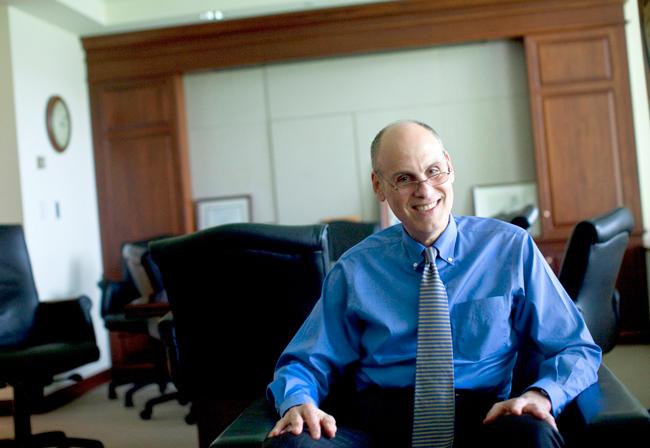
[
  {"xmin": 525, "ymin": 27, "xmax": 642, "ymax": 240},
  {"xmin": 90, "ymin": 76, "xmax": 193, "ymax": 280}
]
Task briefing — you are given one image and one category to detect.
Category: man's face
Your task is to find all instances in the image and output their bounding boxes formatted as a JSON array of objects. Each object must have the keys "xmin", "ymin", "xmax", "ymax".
[{"xmin": 372, "ymin": 123, "xmax": 455, "ymax": 246}]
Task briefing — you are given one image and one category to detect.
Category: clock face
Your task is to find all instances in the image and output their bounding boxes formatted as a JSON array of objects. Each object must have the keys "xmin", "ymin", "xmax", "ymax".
[{"xmin": 46, "ymin": 96, "xmax": 71, "ymax": 152}]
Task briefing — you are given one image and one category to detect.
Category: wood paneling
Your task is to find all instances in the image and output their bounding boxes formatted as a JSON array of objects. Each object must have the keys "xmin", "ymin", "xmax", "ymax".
[
  {"xmin": 543, "ymin": 90, "xmax": 623, "ymax": 227},
  {"xmin": 526, "ymin": 26, "xmax": 642, "ymax": 241},
  {"xmin": 91, "ymin": 76, "xmax": 192, "ymax": 279},
  {"xmin": 82, "ymin": 0, "xmax": 626, "ymax": 83},
  {"xmin": 82, "ymin": 0, "xmax": 647, "ymax": 336}
]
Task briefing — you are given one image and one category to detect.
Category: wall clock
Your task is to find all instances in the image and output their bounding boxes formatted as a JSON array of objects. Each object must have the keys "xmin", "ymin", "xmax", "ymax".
[{"xmin": 45, "ymin": 95, "xmax": 71, "ymax": 152}]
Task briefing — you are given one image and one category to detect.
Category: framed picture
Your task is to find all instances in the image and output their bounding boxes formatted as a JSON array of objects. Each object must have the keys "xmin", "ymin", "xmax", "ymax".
[
  {"xmin": 195, "ymin": 195, "xmax": 252, "ymax": 230},
  {"xmin": 472, "ymin": 181, "xmax": 540, "ymax": 236}
]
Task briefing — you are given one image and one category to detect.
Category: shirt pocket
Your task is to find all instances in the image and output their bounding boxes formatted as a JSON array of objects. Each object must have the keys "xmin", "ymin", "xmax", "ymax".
[{"xmin": 452, "ymin": 295, "xmax": 510, "ymax": 361}]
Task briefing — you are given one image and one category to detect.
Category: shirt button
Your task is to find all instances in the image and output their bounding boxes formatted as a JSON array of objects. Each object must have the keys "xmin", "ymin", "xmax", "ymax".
[
  {"xmin": 413, "ymin": 262, "xmax": 418, "ymax": 269},
  {"xmin": 447, "ymin": 257, "xmax": 453, "ymax": 262}
]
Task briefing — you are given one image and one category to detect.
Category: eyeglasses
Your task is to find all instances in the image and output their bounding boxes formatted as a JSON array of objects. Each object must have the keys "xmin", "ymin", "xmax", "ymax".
[{"xmin": 377, "ymin": 169, "xmax": 452, "ymax": 195}]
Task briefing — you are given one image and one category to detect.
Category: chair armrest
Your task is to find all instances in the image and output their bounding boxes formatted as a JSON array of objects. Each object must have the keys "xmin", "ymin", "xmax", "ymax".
[
  {"xmin": 563, "ymin": 364, "xmax": 650, "ymax": 444},
  {"xmin": 210, "ymin": 397, "xmax": 276, "ymax": 448},
  {"xmin": 30, "ymin": 295, "xmax": 97, "ymax": 344}
]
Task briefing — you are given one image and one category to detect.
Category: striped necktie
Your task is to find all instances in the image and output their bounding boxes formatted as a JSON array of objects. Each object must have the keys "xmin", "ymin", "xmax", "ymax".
[{"xmin": 412, "ymin": 246, "xmax": 455, "ymax": 447}]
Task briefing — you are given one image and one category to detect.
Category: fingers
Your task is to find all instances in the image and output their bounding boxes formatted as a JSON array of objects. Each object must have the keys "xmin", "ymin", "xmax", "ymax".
[
  {"xmin": 268, "ymin": 406, "xmax": 304, "ymax": 438},
  {"xmin": 483, "ymin": 398, "xmax": 558, "ymax": 433},
  {"xmin": 483, "ymin": 398, "xmax": 524, "ymax": 424},
  {"xmin": 267, "ymin": 403, "xmax": 337, "ymax": 440},
  {"xmin": 321, "ymin": 413, "xmax": 337, "ymax": 438}
]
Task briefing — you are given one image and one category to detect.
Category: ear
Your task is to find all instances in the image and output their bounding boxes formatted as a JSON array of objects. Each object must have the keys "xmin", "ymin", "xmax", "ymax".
[
  {"xmin": 372, "ymin": 171, "xmax": 386, "ymax": 202},
  {"xmin": 444, "ymin": 151, "xmax": 455, "ymax": 183}
]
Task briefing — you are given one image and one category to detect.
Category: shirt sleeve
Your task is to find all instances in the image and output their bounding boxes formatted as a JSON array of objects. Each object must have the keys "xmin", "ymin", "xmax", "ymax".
[
  {"xmin": 266, "ymin": 263, "xmax": 361, "ymax": 416},
  {"xmin": 513, "ymin": 233, "xmax": 602, "ymax": 416}
]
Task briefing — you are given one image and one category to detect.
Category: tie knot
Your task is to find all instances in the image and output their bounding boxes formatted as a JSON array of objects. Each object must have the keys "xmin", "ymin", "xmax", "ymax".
[{"xmin": 423, "ymin": 246, "xmax": 437, "ymax": 264}]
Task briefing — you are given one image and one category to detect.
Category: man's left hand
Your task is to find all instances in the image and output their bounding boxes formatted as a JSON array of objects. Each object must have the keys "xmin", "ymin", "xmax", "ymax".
[{"xmin": 483, "ymin": 389, "xmax": 557, "ymax": 431}]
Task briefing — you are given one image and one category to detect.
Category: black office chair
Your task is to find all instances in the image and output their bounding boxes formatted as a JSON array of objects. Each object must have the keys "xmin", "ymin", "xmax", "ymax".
[
  {"xmin": 210, "ymin": 211, "xmax": 650, "ymax": 447},
  {"xmin": 0, "ymin": 225, "xmax": 103, "ymax": 448},
  {"xmin": 98, "ymin": 237, "xmax": 177, "ymax": 420},
  {"xmin": 494, "ymin": 204, "xmax": 539, "ymax": 231},
  {"xmin": 558, "ymin": 207, "xmax": 633, "ymax": 354},
  {"xmin": 325, "ymin": 220, "xmax": 380, "ymax": 262},
  {"xmin": 149, "ymin": 223, "xmax": 330, "ymax": 448}
]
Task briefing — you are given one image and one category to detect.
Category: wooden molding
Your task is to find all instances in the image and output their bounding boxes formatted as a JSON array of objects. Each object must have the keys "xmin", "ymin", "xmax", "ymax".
[{"xmin": 83, "ymin": 0, "xmax": 626, "ymax": 83}]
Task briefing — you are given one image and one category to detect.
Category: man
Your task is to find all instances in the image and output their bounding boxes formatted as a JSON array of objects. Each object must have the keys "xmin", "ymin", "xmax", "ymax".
[{"xmin": 264, "ymin": 120, "xmax": 601, "ymax": 447}]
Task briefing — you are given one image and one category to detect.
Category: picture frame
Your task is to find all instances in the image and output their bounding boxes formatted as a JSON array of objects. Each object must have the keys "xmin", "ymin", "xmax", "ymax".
[
  {"xmin": 472, "ymin": 181, "xmax": 540, "ymax": 236},
  {"xmin": 195, "ymin": 194, "xmax": 252, "ymax": 230}
]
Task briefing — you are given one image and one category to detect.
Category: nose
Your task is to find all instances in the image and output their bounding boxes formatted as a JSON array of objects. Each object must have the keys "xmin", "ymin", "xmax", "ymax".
[{"xmin": 413, "ymin": 178, "xmax": 435, "ymax": 196}]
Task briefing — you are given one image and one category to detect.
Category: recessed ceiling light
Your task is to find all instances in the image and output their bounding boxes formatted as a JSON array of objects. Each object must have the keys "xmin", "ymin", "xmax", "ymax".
[{"xmin": 199, "ymin": 10, "xmax": 225, "ymax": 21}]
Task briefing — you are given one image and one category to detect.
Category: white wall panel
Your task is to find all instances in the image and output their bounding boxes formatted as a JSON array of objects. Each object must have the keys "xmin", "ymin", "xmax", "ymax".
[
  {"xmin": 184, "ymin": 68, "xmax": 267, "ymax": 127},
  {"xmin": 188, "ymin": 125, "xmax": 276, "ymax": 223},
  {"xmin": 184, "ymin": 39, "xmax": 536, "ymax": 226},
  {"xmin": 272, "ymin": 115, "xmax": 361, "ymax": 224}
]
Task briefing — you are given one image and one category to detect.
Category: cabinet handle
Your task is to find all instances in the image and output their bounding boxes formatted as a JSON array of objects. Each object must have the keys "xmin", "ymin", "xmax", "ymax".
[
  {"xmin": 543, "ymin": 210, "xmax": 551, "ymax": 218},
  {"xmin": 545, "ymin": 256, "xmax": 554, "ymax": 265}
]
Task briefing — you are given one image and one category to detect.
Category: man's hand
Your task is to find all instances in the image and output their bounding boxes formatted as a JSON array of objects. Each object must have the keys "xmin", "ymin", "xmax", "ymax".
[
  {"xmin": 268, "ymin": 403, "xmax": 337, "ymax": 440},
  {"xmin": 483, "ymin": 389, "xmax": 557, "ymax": 431}
]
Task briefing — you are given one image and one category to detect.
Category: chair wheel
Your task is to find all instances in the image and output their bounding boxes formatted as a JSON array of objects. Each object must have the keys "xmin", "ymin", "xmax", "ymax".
[
  {"xmin": 108, "ymin": 388, "xmax": 117, "ymax": 400},
  {"xmin": 140, "ymin": 409, "xmax": 152, "ymax": 420},
  {"xmin": 185, "ymin": 412, "xmax": 196, "ymax": 425}
]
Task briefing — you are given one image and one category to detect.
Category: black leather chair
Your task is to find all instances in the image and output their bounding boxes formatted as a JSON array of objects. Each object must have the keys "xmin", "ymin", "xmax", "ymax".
[
  {"xmin": 98, "ymin": 237, "xmax": 175, "ymax": 420},
  {"xmin": 558, "ymin": 207, "xmax": 633, "ymax": 354},
  {"xmin": 0, "ymin": 225, "xmax": 103, "ymax": 448},
  {"xmin": 210, "ymin": 210, "xmax": 650, "ymax": 447},
  {"xmin": 325, "ymin": 220, "xmax": 380, "ymax": 262},
  {"xmin": 149, "ymin": 223, "xmax": 330, "ymax": 448},
  {"xmin": 494, "ymin": 204, "xmax": 539, "ymax": 231}
]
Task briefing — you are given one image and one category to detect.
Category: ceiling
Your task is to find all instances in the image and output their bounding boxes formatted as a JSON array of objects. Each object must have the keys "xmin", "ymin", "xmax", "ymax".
[{"xmin": 1, "ymin": 0, "xmax": 392, "ymax": 37}]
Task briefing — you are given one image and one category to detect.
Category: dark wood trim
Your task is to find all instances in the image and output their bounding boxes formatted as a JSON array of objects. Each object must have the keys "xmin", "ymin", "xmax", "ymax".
[
  {"xmin": 0, "ymin": 369, "xmax": 111, "ymax": 417},
  {"xmin": 82, "ymin": 0, "xmax": 626, "ymax": 83}
]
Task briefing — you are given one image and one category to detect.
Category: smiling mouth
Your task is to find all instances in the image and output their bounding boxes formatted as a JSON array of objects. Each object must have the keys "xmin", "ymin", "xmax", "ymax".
[{"xmin": 414, "ymin": 199, "xmax": 440, "ymax": 212}]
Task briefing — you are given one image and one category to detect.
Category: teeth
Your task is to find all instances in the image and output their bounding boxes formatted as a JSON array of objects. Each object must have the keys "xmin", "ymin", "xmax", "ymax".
[{"xmin": 416, "ymin": 203, "xmax": 435, "ymax": 212}]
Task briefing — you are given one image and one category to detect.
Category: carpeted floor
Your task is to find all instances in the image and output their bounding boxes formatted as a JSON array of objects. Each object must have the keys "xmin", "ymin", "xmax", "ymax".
[{"xmin": 0, "ymin": 383, "xmax": 196, "ymax": 448}]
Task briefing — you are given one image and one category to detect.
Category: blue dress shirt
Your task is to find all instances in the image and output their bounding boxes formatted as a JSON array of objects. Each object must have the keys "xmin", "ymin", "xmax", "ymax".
[{"xmin": 268, "ymin": 216, "xmax": 601, "ymax": 418}]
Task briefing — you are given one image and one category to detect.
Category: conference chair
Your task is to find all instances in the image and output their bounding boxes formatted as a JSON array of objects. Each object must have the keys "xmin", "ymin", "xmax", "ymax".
[
  {"xmin": 493, "ymin": 204, "xmax": 539, "ymax": 231},
  {"xmin": 209, "ymin": 211, "xmax": 650, "ymax": 447},
  {"xmin": 0, "ymin": 225, "xmax": 103, "ymax": 448},
  {"xmin": 149, "ymin": 223, "xmax": 330, "ymax": 448},
  {"xmin": 98, "ymin": 237, "xmax": 177, "ymax": 420},
  {"xmin": 558, "ymin": 207, "xmax": 633, "ymax": 354},
  {"xmin": 325, "ymin": 220, "xmax": 380, "ymax": 262}
]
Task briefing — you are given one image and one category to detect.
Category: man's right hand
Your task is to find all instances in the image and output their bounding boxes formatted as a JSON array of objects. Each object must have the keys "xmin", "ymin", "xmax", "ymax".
[{"xmin": 267, "ymin": 403, "xmax": 337, "ymax": 440}]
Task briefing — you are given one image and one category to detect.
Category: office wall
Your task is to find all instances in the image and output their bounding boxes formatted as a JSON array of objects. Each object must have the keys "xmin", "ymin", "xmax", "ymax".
[
  {"xmin": 7, "ymin": 7, "xmax": 108, "ymax": 379},
  {"xmin": 185, "ymin": 39, "xmax": 536, "ymax": 225},
  {"xmin": 0, "ymin": 7, "xmax": 23, "ymax": 224}
]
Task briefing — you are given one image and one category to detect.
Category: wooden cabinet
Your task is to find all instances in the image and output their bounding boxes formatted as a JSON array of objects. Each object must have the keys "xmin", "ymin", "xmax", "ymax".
[
  {"xmin": 526, "ymin": 26, "xmax": 642, "ymax": 240},
  {"xmin": 90, "ymin": 76, "xmax": 193, "ymax": 280},
  {"xmin": 527, "ymin": 26, "xmax": 648, "ymax": 338}
]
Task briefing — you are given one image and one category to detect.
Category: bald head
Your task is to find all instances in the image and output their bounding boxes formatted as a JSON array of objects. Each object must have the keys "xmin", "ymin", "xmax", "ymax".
[{"xmin": 370, "ymin": 120, "xmax": 444, "ymax": 171}]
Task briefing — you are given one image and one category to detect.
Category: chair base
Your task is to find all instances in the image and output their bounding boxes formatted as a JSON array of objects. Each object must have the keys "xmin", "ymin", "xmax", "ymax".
[{"xmin": 0, "ymin": 431, "xmax": 103, "ymax": 448}]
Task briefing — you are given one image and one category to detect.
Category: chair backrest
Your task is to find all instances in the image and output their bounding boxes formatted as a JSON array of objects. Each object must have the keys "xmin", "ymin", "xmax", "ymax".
[
  {"xmin": 326, "ymin": 220, "xmax": 380, "ymax": 262},
  {"xmin": 558, "ymin": 207, "xmax": 634, "ymax": 353},
  {"xmin": 123, "ymin": 242, "xmax": 155, "ymax": 301},
  {"xmin": 0, "ymin": 225, "xmax": 39, "ymax": 348},
  {"xmin": 511, "ymin": 207, "xmax": 633, "ymax": 394},
  {"xmin": 150, "ymin": 223, "xmax": 330, "ymax": 400}
]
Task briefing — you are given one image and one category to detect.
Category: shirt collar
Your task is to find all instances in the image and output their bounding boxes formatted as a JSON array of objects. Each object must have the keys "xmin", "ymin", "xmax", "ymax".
[{"xmin": 401, "ymin": 215, "xmax": 457, "ymax": 268}]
